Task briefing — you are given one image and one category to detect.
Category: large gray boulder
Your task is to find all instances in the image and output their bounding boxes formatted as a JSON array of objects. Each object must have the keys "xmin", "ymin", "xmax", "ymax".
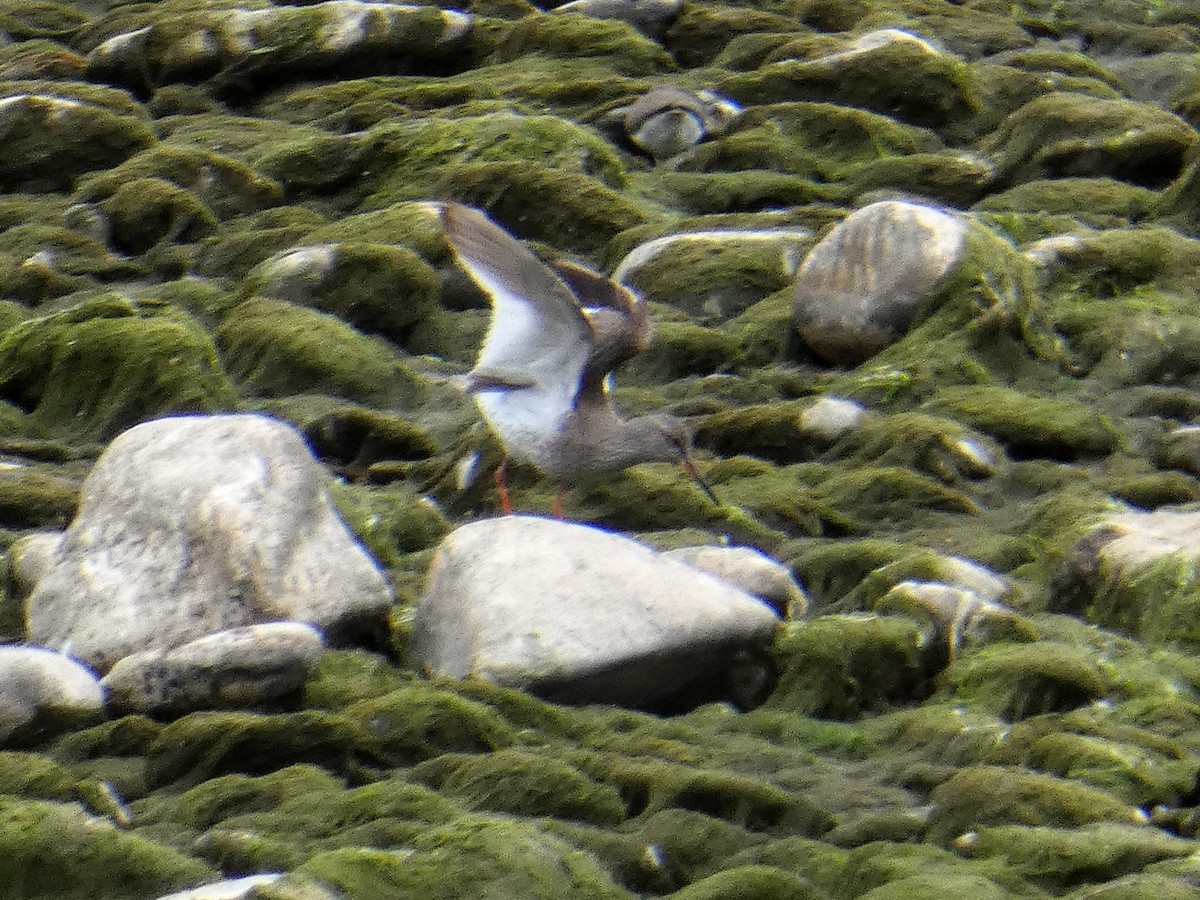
[
  {"xmin": 0, "ymin": 646, "xmax": 104, "ymax": 745},
  {"xmin": 412, "ymin": 516, "xmax": 780, "ymax": 711},
  {"xmin": 791, "ymin": 200, "xmax": 968, "ymax": 365},
  {"xmin": 23, "ymin": 414, "xmax": 393, "ymax": 671}
]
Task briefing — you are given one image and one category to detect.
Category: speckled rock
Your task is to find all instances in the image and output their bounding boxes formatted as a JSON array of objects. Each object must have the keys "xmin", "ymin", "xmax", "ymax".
[
  {"xmin": 23, "ymin": 414, "xmax": 393, "ymax": 671},
  {"xmin": 102, "ymin": 622, "xmax": 326, "ymax": 715},
  {"xmin": 0, "ymin": 646, "xmax": 103, "ymax": 745},
  {"xmin": 603, "ymin": 86, "xmax": 741, "ymax": 162},
  {"xmin": 791, "ymin": 201, "xmax": 969, "ymax": 365},
  {"xmin": 413, "ymin": 516, "xmax": 780, "ymax": 710}
]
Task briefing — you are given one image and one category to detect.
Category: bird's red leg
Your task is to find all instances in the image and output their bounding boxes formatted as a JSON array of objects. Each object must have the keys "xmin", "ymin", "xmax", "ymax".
[
  {"xmin": 494, "ymin": 457, "xmax": 513, "ymax": 515},
  {"xmin": 552, "ymin": 486, "xmax": 566, "ymax": 520}
]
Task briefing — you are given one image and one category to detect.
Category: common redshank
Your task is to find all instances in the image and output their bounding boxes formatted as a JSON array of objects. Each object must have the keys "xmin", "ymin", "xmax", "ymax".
[{"xmin": 438, "ymin": 202, "xmax": 717, "ymax": 516}]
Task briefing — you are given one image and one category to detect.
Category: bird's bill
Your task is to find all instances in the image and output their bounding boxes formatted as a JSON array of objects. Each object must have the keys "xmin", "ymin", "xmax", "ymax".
[{"xmin": 679, "ymin": 452, "xmax": 719, "ymax": 505}]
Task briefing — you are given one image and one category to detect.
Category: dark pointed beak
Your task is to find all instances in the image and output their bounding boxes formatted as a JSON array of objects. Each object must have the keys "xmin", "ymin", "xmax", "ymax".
[{"xmin": 678, "ymin": 449, "xmax": 719, "ymax": 505}]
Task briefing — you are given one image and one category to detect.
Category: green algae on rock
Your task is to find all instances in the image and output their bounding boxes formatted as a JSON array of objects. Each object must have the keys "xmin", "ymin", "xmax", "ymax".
[{"xmin": 0, "ymin": 294, "xmax": 235, "ymax": 443}]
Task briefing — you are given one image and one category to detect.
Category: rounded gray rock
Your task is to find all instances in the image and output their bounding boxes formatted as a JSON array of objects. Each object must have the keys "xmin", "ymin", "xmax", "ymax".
[
  {"xmin": 25, "ymin": 414, "xmax": 393, "ymax": 671},
  {"xmin": 0, "ymin": 645, "xmax": 103, "ymax": 745},
  {"xmin": 412, "ymin": 516, "xmax": 780, "ymax": 710},
  {"xmin": 791, "ymin": 200, "xmax": 968, "ymax": 365}
]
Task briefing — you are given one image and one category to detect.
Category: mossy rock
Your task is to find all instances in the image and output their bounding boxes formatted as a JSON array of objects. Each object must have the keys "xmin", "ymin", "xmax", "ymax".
[
  {"xmin": 411, "ymin": 749, "xmax": 627, "ymax": 825},
  {"xmin": 941, "ymin": 640, "xmax": 1110, "ymax": 720},
  {"xmin": 0, "ymin": 466, "xmax": 77, "ymax": 528},
  {"xmin": 195, "ymin": 206, "xmax": 329, "ymax": 280},
  {"xmin": 695, "ymin": 400, "xmax": 815, "ymax": 464},
  {"xmin": 1084, "ymin": 551, "xmax": 1200, "ymax": 648},
  {"xmin": 216, "ymin": 297, "xmax": 414, "ymax": 407},
  {"xmin": 239, "ymin": 243, "xmax": 442, "ymax": 345},
  {"xmin": 767, "ymin": 614, "xmax": 930, "ymax": 718},
  {"xmin": 328, "ymin": 480, "xmax": 451, "ymax": 569},
  {"xmin": 963, "ymin": 822, "xmax": 1199, "ymax": 893},
  {"xmin": 639, "ymin": 170, "xmax": 840, "ymax": 216},
  {"xmin": 1063, "ymin": 873, "xmax": 1200, "ymax": 899},
  {"xmin": 489, "ymin": 12, "xmax": 674, "ymax": 75},
  {"xmin": 668, "ymin": 864, "xmax": 828, "ymax": 899},
  {"xmin": 302, "ymin": 649, "xmax": 415, "ymax": 712},
  {"xmin": 0, "ymin": 751, "xmax": 82, "ymax": 802},
  {"xmin": 845, "ymin": 150, "xmax": 997, "ymax": 207},
  {"xmin": 0, "ymin": 83, "xmax": 154, "ymax": 191},
  {"xmin": 973, "ymin": 177, "xmax": 1158, "ymax": 225},
  {"xmin": 722, "ymin": 289, "xmax": 792, "ymax": 369},
  {"xmin": 674, "ymin": 126, "xmax": 829, "ymax": 179},
  {"xmin": 75, "ymin": 144, "xmax": 281, "ymax": 221},
  {"xmin": 342, "ymin": 685, "xmax": 516, "ymax": 766},
  {"xmin": 838, "ymin": 840, "xmax": 1019, "ymax": 899},
  {"xmin": 984, "ymin": 92, "xmax": 1196, "ymax": 189},
  {"xmin": 0, "ymin": 798, "xmax": 215, "ymax": 900},
  {"xmin": 167, "ymin": 764, "xmax": 345, "ymax": 831},
  {"xmin": 925, "ymin": 385, "xmax": 1120, "ymax": 461},
  {"xmin": 926, "ymin": 765, "xmax": 1137, "ymax": 845},
  {"xmin": 96, "ymin": 176, "xmax": 218, "ymax": 255},
  {"xmin": 0, "ymin": 294, "xmax": 235, "ymax": 443},
  {"xmin": 292, "ymin": 817, "xmax": 632, "ymax": 900},
  {"xmin": 719, "ymin": 39, "xmax": 979, "ymax": 135},
  {"xmin": 620, "ymin": 319, "xmax": 741, "ymax": 384},
  {"xmin": 666, "ymin": 4, "xmax": 810, "ymax": 67},
  {"xmin": 145, "ymin": 710, "xmax": 379, "ymax": 789}
]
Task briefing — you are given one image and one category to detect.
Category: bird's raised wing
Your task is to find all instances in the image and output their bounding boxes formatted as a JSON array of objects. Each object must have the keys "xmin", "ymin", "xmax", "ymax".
[{"xmin": 440, "ymin": 205, "xmax": 593, "ymax": 411}]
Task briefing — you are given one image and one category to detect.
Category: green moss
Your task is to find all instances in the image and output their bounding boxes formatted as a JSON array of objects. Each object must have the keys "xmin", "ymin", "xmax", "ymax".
[
  {"xmin": 75, "ymin": 144, "xmax": 281, "ymax": 220},
  {"xmin": 98, "ymin": 176, "xmax": 217, "ymax": 255},
  {"xmin": 0, "ymin": 798, "xmax": 215, "ymax": 900},
  {"xmin": 669, "ymin": 864, "xmax": 828, "ymax": 899},
  {"xmin": 412, "ymin": 749, "xmax": 626, "ymax": 825},
  {"xmin": 768, "ymin": 615, "xmax": 928, "ymax": 719},
  {"xmin": 0, "ymin": 83, "xmax": 154, "ymax": 191},
  {"xmin": 985, "ymin": 92, "xmax": 1195, "ymax": 188},
  {"xmin": 145, "ymin": 710, "xmax": 378, "ymax": 789},
  {"xmin": 1087, "ymin": 552, "xmax": 1200, "ymax": 649},
  {"xmin": 668, "ymin": 4, "xmax": 810, "ymax": 67},
  {"xmin": 838, "ymin": 841, "xmax": 1020, "ymax": 898},
  {"xmin": 695, "ymin": 401, "xmax": 817, "ymax": 463},
  {"xmin": 620, "ymin": 320, "xmax": 741, "ymax": 384},
  {"xmin": 216, "ymin": 298, "xmax": 414, "ymax": 406},
  {"xmin": 942, "ymin": 641, "xmax": 1109, "ymax": 720},
  {"xmin": 964, "ymin": 823, "xmax": 1198, "ymax": 893},
  {"xmin": 0, "ymin": 294, "xmax": 236, "ymax": 443},
  {"xmin": 720, "ymin": 39, "xmax": 979, "ymax": 134},
  {"xmin": 0, "ymin": 466, "xmax": 77, "ymax": 528},
  {"xmin": 846, "ymin": 150, "xmax": 998, "ymax": 207},
  {"xmin": 168, "ymin": 764, "xmax": 344, "ymax": 831},
  {"xmin": 490, "ymin": 12, "xmax": 673, "ymax": 75},
  {"xmin": 295, "ymin": 817, "xmax": 632, "ymax": 900},
  {"xmin": 639, "ymin": 171, "xmax": 841, "ymax": 216},
  {"xmin": 974, "ymin": 178, "xmax": 1157, "ymax": 224},
  {"xmin": 855, "ymin": 873, "xmax": 1011, "ymax": 900},
  {"xmin": 241, "ymin": 243, "xmax": 442, "ymax": 345},
  {"xmin": 196, "ymin": 206, "xmax": 329, "ymax": 279},
  {"xmin": 343, "ymin": 685, "xmax": 516, "ymax": 766},
  {"xmin": 927, "ymin": 765, "xmax": 1137, "ymax": 845},
  {"xmin": 327, "ymin": 481, "xmax": 450, "ymax": 568},
  {"xmin": 0, "ymin": 752, "xmax": 81, "ymax": 801},
  {"xmin": 927, "ymin": 385, "xmax": 1120, "ymax": 460}
]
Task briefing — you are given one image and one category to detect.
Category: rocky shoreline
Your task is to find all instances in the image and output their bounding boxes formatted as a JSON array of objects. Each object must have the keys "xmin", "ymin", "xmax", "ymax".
[{"xmin": 3, "ymin": 0, "xmax": 1200, "ymax": 898}]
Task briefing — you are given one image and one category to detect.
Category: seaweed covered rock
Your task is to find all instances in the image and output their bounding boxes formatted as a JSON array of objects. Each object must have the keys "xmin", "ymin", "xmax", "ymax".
[
  {"xmin": 790, "ymin": 200, "xmax": 969, "ymax": 365},
  {"xmin": 23, "ymin": 414, "xmax": 394, "ymax": 671},
  {"xmin": 0, "ymin": 646, "xmax": 103, "ymax": 746},
  {"xmin": 0, "ymin": 294, "xmax": 236, "ymax": 443},
  {"xmin": 413, "ymin": 516, "xmax": 780, "ymax": 711},
  {"xmin": 85, "ymin": 2, "xmax": 472, "ymax": 97}
]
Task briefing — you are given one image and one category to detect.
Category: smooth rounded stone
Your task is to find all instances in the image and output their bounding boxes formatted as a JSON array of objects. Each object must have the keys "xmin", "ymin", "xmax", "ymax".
[
  {"xmin": 662, "ymin": 545, "xmax": 807, "ymax": 617},
  {"xmin": 153, "ymin": 874, "xmax": 284, "ymax": 900},
  {"xmin": 822, "ymin": 28, "xmax": 943, "ymax": 63},
  {"xmin": 798, "ymin": 396, "xmax": 867, "ymax": 443},
  {"xmin": 87, "ymin": 3, "xmax": 471, "ymax": 92},
  {"xmin": 937, "ymin": 556, "xmax": 1010, "ymax": 603},
  {"xmin": 791, "ymin": 200, "xmax": 968, "ymax": 365},
  {"xmin": 25, "ymin": 414, "xmax": 394, "ymax": 671},
  {"xmin": 412, "ymin": 516, "xmax": 780, "ymax": 710},
  {"xmin": 0, "ymin": 646, "xmax": 103, "ymax": 745},
  {"xmin": 552, "ymin": 0, "xmax": 683, "ymax": 38},
  {"xmin": 102, "ymin": 622, "xmax": 325, "ymax": 715},
  {"xmin": 605, "ymin": 86, "xmax": 741, "ymax": 161},
  {"xmin": 611, "ymin": 227, "xmax": 811, "ymax": 319},
  {"xmin": 1091, "ymin": 508, "xmax": 1200, "ymax": 575}
]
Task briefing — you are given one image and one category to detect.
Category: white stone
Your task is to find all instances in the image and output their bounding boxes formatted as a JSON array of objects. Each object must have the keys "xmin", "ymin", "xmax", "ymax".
[
  {"xmin": 413, "ymin": 516, "xmax": 779, "ymax": 709},
  {"xmin": 0, "ymin": 646, "xmax": 103, "ymax": 744},
  {"xmin": 662, "ymin": 545, "xmax": 807, "ymax": 617},
  {"xmin": 153, "ymin": 874, "xmax": 285, "ymax": 900},
  {"xmin": 24, "ymin": 414, "xmax": 393, "ymax": 671},
  {"xmin": 102, "ymin": 622, "xmax": 325, "ymax": 715},
  {"xmin": 791, "ymin": 200, "xmax": 968, "ymax": 364},
  {"xmin": 798, "ymin": 396, "xmax": 867, "ymax": 443}
]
